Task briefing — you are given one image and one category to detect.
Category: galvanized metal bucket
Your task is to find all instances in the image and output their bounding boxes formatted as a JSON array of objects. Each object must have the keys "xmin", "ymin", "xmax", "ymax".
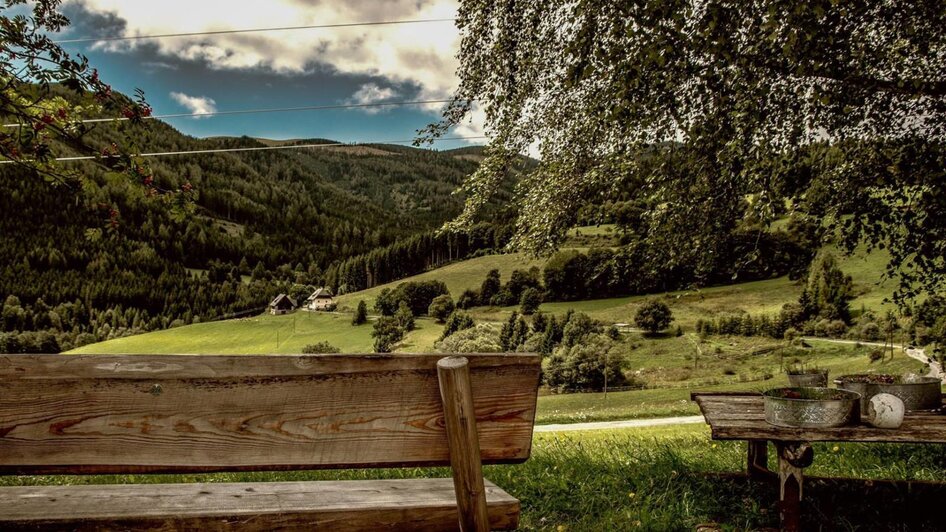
[
  {"xmin": 836, "ymin": 375, "xmax": 942, "ymax": 412},
  {"xmin": 763, "ymin": 387, "xmax": 860, "ymax": 428},
  {"xmin": 872, "ymin": 377, "xmax": 942, "ymax": 412}
]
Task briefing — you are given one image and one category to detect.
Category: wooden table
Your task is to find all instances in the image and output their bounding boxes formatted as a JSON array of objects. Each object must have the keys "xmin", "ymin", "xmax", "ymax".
[{"xmin": 692, "ymin": 392, "xmax": 946, "ymax": 531}]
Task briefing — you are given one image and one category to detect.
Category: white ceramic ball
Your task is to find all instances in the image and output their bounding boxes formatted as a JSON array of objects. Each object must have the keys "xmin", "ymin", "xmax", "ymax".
[{"xmin": 866, "ymin": 393, "xmax": 905, "ymax": 429}]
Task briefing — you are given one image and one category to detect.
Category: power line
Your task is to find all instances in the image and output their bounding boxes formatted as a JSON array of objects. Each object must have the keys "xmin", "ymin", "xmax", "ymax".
[
  {"xmin": 53, "ymin": 18, "xmax": 457, "ymax": 44},
  {"xmin": 2, "ymin": 98, "xmax": 460, "ymax": 128},
  {"xmin": 0, "ymin": 136, "xmax": 487, "ymax": 164}
]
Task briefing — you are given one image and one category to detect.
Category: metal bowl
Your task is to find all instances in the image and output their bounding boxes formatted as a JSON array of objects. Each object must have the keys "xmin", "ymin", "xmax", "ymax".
[
  {"xmin": 834, "ymin": 377, "xmax": 871, "ymax": 414},
  {"xmin": 836, "ymin": 374, "xmax": 942, "ymax": 412},
  {"xmin": 764, "ymin": 387, "xmax": 860, "ymax": 428},
  {"xmin": 872, "ymin": 376, "xmax": 942, "ymax": 412}
]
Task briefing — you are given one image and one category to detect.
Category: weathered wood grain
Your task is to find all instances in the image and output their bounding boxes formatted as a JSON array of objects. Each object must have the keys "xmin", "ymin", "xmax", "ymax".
[
  {"xmin": 438, "ymin": 356, "xmax": 490, "ymax": 532},
  {"xmin": 0, "ymin": 478, "xmax": 521, "ymax": 531},
  {"xmin": 0, "ymin": 354, "xmax": 541, "ymax": 474},
  {"xmin": 694, "ymin": 393, "xmax": 946, "ymax": 443}
]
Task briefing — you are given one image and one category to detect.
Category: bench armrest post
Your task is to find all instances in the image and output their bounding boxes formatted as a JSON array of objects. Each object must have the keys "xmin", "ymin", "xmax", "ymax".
[{"xmin": 438, "ymin": 356, "xmax": 491, "ymax": 532}]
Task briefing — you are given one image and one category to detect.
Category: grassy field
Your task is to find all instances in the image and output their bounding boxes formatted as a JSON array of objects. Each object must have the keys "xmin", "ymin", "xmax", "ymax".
[
  {"xmin": 68, "ymin": 312, "xmax": 410, "ymax": 354},
  {"xmin": 334, "ymin": 252, "xmax": 546, "ymax": 312},
  {"xmin": 7, "ymin": 424, "xmax": 946, "ymax": 530},
  {"xmin": 536, "ymin": 340, "xmax": 924, "ymax": 424}
]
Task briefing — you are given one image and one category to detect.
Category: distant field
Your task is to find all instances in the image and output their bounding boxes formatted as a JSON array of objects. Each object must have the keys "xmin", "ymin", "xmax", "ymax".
[
  {"xmin": 68, "ymin": 312, "xmax": 442, "ymax": 354},
  {"xmin": 536, "ymin": 340, "xmax": 924, "ymax": 424},
  {"xmin": 335, "ymin": 252, "xmax": 545, "ymax": 311}
]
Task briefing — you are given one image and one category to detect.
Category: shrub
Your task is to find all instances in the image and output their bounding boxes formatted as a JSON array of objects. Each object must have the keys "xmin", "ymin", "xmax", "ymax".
[
  {"xmin": 544, "ymin": 334, "xmax": 627, "ymax": 392},
  {"xmin": 302, "ymin": 341, "xmax": 340, "ymax": 354},
  {"xmin": 859, "ymin": 322, "xmax": 881, "ymax": 341},
  {"xmin": 561, "ymin": 312, "xmax": 601, "ymax": 347},
  {"xmin": 395, "ymin": 301, "xmax": 415, "ymax": 331},
  {"xmin": 375, "ymin": 280, "xmax": 449, "ymax": 316},
  {"xmin": 519, "ymin": 287, "xmax": 543, "ymax": 315},
  {"xmin": 428, "ymin": 294, "xmax": 455, "ymax": 324},
  {"xmin": 826, "ymin": 319, "xmax": 848, "ymax": 338},
  {"xmin": 372, "ymin": 316, "xmax": 404, "ymax": 353},
  {"xmin": 869, "ymin": 349, "xmax": 884, "ymax": 362},
  {"xmin": 457, "ymin": 289, "xmax": 479, "ymax": 309},
  {"xmin": 479, "ymin": 269, "xmax": 502, "ymax": 304},
  {"xmin": 783, "ymin": 327, "xmax": 800, "ymax": 342},
  {"xmin": 634, "ymin": 299, "xmax": 674, "ymax": 334},
  {"xmin": 435, "ymin": 324, "xmax": 502, "ymax": 353},
  {"xmin": 351, "ymin": 300, "xmax": 368, "ymax": 325},
  {"xmin": 441, "ymin": 310, "xmax": 475, "ymax": 340}
]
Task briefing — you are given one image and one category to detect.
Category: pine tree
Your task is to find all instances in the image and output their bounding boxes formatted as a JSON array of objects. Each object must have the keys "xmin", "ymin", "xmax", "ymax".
[{"xmin": 352, "ymin": 300, "xmax": 368, "ymax": 325}]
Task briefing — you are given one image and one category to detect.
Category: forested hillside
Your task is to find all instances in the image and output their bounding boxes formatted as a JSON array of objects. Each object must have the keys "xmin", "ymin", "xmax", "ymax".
[{"xmin": 0, "ymin": 89, "xmax": 517, "ymax": 353}]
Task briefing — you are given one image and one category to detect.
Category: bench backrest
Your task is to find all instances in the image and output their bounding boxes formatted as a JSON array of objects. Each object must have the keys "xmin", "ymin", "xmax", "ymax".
[{"xmin": 0, "ymin": 353, "xmax": 541, "ymax": 475}]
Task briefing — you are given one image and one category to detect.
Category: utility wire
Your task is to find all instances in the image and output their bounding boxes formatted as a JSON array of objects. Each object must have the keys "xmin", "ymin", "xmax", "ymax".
[
  {"xmin": 0, "ymin": 136, "xmax": 487, "ymax": 164},
  {"xmin": 53, "ymin": 18, "xmax": 457, "ymax": 44},
  {"xmin": 2, "ymin": 98, "xmax": 460, "ymax": 128}
]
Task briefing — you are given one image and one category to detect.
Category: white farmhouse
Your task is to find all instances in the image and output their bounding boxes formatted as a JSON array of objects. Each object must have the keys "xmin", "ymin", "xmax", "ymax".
[{"xmin": 305, "ymin": 287, "xmax": 336, "ymax": 311}]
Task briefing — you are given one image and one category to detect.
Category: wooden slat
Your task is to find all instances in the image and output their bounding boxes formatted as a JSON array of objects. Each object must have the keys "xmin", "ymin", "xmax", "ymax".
[
  {"xmin": 0, "ymin": 354, "xmax": 541, "ymax": 474},
  {"xmin": 693, "ymin": 393, "xmax": 946, "ymax": 443},
  {"xmin": 0, "ymin": 478, "xmax": 520, "ymax": 531}
]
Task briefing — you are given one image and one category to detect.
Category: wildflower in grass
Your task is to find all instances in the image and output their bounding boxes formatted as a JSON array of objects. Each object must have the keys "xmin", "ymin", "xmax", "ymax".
[
  {"xmin": 832, "ymin": 445, "xmax": 840, "ymax": 452},
  {"xmin": 628, "ymin": 492, "xmax": 636, "ymax": 499},
  {"xmin": 711, "ymin": 443, "xmax": 717, "ymax": 449},
  {"xmin": 557, "ymin": 526, "xmax": 567, "ymax": 532}
]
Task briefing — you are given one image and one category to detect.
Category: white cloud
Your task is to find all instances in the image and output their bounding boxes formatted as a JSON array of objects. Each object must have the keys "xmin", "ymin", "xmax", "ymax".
[
  {"xmin": 169, "ymin": 91, "xmax": 217, "ymax": 117},
  {"xmin": 345, "ymin": 83, "xmax": 398, "ymax": 114},
  {"xmin": 70, "ymin": 0, "xmax": 486, "ymax": 142}
]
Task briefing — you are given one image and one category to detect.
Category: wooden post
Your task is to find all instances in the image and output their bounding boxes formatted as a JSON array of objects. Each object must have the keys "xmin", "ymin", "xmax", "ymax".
[
  {"xmin": 747, "ymin": 440, "xmax": 769, "ymax": 480},
  {"xmin": 438, "ymin": 356, "xmax": 490, "ymax": 532},
  {"xmin": 775, "ymin": 442, "xmax": 813, "ymax": 532}
]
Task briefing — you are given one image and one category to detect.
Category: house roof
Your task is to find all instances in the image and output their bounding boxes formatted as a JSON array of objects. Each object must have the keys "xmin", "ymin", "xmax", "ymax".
[
  {"xmin": 306, "ymin": 287, "xmax": 335, "ymax": 301},
  {"xmin": 269, "ymin": 293, "xmax": 297, "ymax": 308}
]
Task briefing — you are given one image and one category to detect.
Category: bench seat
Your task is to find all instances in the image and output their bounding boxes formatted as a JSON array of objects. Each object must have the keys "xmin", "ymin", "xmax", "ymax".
[{"xmin": 0, "ymin": 478, "xmax": 520, "ymax": 531}]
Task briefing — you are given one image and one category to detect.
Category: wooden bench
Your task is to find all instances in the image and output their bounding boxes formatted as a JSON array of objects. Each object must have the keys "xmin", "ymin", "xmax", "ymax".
[
  {"xmin": 692, "ymin": 391, "xmax": 946, "ymax": 532},
  {"xmin": 0, "ymin": 353, "xmax": 541, "ymax": 531}
]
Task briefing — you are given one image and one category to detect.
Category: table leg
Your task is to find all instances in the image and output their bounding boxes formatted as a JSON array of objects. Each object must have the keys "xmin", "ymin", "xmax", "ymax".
[
  {"xmin": 747, "ymin": 439, "xmax": 769, "ymax": 479},
  {"xmin": 775, "ymin": 442, "xmax": 813, "ymax": 532}
]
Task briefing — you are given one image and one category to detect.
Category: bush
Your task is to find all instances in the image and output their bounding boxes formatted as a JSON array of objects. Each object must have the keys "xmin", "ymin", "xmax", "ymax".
[
  {"xmin": 634, "ymin": 300, "xmax": 674, "ymax": 334},
  {"xmin": 302, "ymin": 341, "xmax": 340, "ymax": 354},
  {"xmin": 813, "ymin": 318, "xmax": 832, "ymax": 337},
  {"xmin": 519, "ymin": 288, "xmax": 543, "ymax": 315},
  {"xmin": 783, "ymin": 327, "xmax": 800, "ymax": 342},
  {"xmin": 479, "ymin": 269, "xmax": 502, "ymax": 304},
  {"xmin": 351, "ymin": 300, "xmax": 368, "ymax": 325},
  {"xmin": 435, "ymin": 324, "xmax": 502, "ymax": 353},
  {"xmin": 441, "ymin": 310, "xmax": 475, "ymax": 341},
  {"xmin": 869, "ymin": 349, "xmax": 884, "ymax": 362},
  {"xmin": 826, "ymin": 319, "xmax": 848, "ymax": 338},
  {"xmin": 859, "ymin": 322, "xmax": 881, "ymax": 341},
  {"xmin": 428, "ymin": 294, "xmax": 455, "ymax": 323},
  {"xmin": 372, "ymin": 316, "xmax": 404, "ymax": 353},
  {"xmin": 544, "ymin": 334, "xmax": 627, "ymax": 392},
  {"xmin": 375, "ymin": 280, "xmax": 449, "ymax": 316},
  {"xmin": 395, "ymin": 301, "xmax": 415, "ymax": 332},
  {"xmin": 561, "ymin": 312, "xmax": 602, "ymax": 347},
  {"xmin": 457, "ymin": 289, "xmax": 479, "ymax": 309}
]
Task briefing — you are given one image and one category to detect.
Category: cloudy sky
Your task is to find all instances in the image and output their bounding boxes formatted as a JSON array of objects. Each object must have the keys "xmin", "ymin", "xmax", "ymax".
[{"xmin": 54, "ymin": 0, "xmax": 481, "ymax": 146}]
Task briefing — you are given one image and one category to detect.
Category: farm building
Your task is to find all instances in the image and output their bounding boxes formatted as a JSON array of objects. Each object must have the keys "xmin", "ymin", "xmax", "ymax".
[
  {"xmin": 305, "ymin": 287, "xmax": 336, "ymax": 311},
  {"xmin": 268, "ymin": 294, "xmax": 297, "ymax": 315}
]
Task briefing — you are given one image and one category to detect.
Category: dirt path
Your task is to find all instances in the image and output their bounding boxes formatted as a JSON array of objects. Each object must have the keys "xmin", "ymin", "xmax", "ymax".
[{"xmin": 535, "ymin": 415, "xmax": 705, "ymax": 433}]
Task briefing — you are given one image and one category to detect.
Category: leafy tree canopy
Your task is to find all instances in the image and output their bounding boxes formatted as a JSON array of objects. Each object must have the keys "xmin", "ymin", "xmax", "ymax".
[{"xmin": 428, "ymin": 0, "xmax": 946, "ymax": 303}]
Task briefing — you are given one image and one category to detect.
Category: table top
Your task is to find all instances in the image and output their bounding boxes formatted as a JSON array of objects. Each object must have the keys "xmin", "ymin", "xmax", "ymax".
[{"xmin": 692, "ymin": 392, "xmax": 946, "ymax": 444}]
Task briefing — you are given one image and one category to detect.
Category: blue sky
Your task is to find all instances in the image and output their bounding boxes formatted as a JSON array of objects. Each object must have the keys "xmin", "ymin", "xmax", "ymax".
[{"xmin": 54, "ymin": 0, "xmax": 482, "ymax": 146}]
